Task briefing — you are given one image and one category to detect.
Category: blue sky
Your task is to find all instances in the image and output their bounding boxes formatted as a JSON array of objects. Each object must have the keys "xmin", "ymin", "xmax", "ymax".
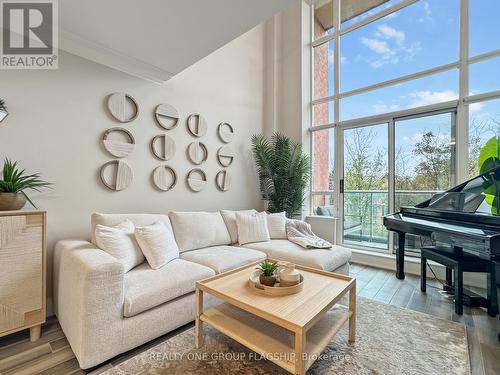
[
  {"xmin": 318, "ymin": 0, "xmax": 499, "ymax": 121},
  {"xmin": 317, "ymin": 0, "xmax": 500, "ymax": 182}
]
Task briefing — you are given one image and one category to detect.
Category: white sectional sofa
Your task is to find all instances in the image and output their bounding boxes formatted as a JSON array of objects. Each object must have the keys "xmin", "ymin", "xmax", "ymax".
[{"xmin": 53, "ymin": 211, "xmax": 351, "ymax": 369}]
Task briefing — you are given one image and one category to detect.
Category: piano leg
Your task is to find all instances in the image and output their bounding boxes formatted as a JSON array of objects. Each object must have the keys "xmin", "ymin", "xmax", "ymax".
[
  {"xmin": 454, "ymin": 264, "xmax": 463, "ymax": 315},
  {"xmin": 396, "ymin": 232, "xmax": 405, "ymax": 280},
  {"xmin": 420, "ymin": 254, "xmax": 426, "ymax": 292},
  {"xmin": 444, "ymin": 267, "xmax": 453, "ymax": 292},
  {"xmin": 487, "ymin": 262, "xmax": 499, "ymax": 317}
]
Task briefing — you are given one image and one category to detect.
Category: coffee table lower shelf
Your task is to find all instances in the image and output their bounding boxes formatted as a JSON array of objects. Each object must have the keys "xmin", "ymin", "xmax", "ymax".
[{"xmin": 199, "ymin": 302, "xmax": 351, "ymax": 374}]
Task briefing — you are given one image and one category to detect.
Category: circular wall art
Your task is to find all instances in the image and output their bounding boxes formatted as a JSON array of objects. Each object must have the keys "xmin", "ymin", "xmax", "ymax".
[
  {"xmin": 187, "ymin": 141, "xmax": 208, "ymax": 165},
  {"xmin": 186, "ymin": 113, "xmax": 207, "ymax": 137},
  {"xmin": 150, "ymin": 134, "xmax": 176, "ymax": 161},
  {"xmin": 102, "ymin": 127, "xmax": 135, "ymax": 158},
  {"xmin": 152, "ymin": 165, "xmax": 177, "ymax": 191},
  {"xmin": 217, "ymin": 122, "xmax": 234, "ymax": 143},
  {"xmin": 100, "ymin": 160, "xmax": 133, "ymax": 191},
  {"xmin": 215, "ymin": 170, "xmax": 231, "ymax": 192},
  {"xmin": 107, "ymin": 92, "xmax": 139, "ymax": 123},
  {"xmin": 217, "ymin": 146, "xmax": 234, "ymax": 167},
  {"xmin": 186, "ymin": 168, "xmax": 207, "ymax": 192},
  {"xmin": 154, "ymin": 103, "xmax": 179, "ymax": 130}
]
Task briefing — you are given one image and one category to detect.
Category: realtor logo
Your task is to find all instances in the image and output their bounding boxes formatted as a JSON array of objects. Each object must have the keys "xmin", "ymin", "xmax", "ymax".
[{"xmin": 0, "ymin": 0, "xmax": 58, "ymax": 69}]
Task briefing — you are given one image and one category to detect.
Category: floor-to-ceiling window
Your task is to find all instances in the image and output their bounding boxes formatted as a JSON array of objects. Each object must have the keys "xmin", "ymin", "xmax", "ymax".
[{"xmin": 309, "ymin": 0, "xmax": 500, "ymax": 253}]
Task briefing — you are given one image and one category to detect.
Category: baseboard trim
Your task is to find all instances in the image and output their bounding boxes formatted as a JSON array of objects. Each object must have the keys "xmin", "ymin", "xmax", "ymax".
[{"xmin": 348, "ymin": 247, "xmax": 487, "ymax": 289}]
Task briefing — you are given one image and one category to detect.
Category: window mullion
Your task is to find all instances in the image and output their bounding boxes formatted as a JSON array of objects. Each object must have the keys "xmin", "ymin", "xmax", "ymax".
[{"xmin": 456, "ymin": 0, "xmax": 469, "ymax": 183}]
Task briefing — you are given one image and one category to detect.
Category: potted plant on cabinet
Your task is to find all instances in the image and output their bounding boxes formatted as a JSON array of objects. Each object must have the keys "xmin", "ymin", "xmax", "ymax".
[
  {"xmin": 257, "ymin": 260, "xmax": 279, "ymax": 287},
  {"xmin": 0, "ymin": 159, "xmax": 52, "ymax": 210}
]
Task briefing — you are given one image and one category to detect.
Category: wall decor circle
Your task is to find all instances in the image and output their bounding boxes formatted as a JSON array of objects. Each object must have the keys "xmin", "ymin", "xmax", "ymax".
[
  {"xmin": 100, "ymin": 160, "xmax": 133, "ymax": 191},
  {"xmin": 152, "ymin": 165, "xmax": 177, "ymax": 191},
  {"xmin": 186, "ymin": 168, "xmax": 207, "ymax": 192},
  {"xmin": 102, "ymin": 127, "xmax": 135, "ymax": 158},
  {"xmin": 217, "ymin": 146, "xmax": 234, "ymax": 167},
  {"xmin": 215, "ymin": 170, "xmax": 231, "ymax": 192},
  {"xmin": 154, "ymin": 103, "xmax": 179, "ymax": 130},
  {"xmin": 217, "ymin": 122, "xmax": 234, "ymax": 143},
  {"xmin": 187, "ymin": 141, "xmax": 208, "ymax": 165},
  {"xmin": 107, "ymin": 92, "xmax": 139, "ymax": 123},
  {"xmin": 150, "ymin": 134, "xmax": 176, "ymax": 161},
  {"xmin": 186, "ymin": 113, "xmax": 207, "ymax": 137}
]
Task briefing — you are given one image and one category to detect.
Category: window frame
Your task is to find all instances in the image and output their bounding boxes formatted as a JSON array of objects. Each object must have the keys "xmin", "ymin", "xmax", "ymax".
[{"xmin": 309, "ymin": 0, "xmax": 500, "ymax": 253}]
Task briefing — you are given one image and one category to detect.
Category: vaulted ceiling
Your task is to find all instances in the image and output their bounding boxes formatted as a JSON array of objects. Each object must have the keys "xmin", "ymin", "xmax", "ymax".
[{"xmin": 59, "ymin": 0, "xmax": 295, "ymax": 83}]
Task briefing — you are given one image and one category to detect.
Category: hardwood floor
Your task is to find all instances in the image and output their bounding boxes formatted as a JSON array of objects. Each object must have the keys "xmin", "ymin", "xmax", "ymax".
[{"xmin": 0, "ymin": 264, "xmax": 498, "ymax": 374}]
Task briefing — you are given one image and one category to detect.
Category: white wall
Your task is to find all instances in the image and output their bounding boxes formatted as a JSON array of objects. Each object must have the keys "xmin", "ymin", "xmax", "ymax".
[
  {"xmin": 0, "ymin": 25, "xmax": 267, "ymax": 308},
  {"xmin": 263, "ymin": 0, "xmax": 312, "ymax": 216}
]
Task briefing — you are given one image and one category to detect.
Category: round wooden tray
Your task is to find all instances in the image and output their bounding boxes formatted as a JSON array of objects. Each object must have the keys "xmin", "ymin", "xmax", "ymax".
[{"xmin": 248, "ymin": 270, "xmax": 304, "ymax": 296}]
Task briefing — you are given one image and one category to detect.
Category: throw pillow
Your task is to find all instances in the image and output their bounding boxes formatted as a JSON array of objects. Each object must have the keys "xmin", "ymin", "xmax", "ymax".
[
  {"xmin": 94, "ymin": 219, "xmax": 145, "ymax": 272},
  {"xmin": 267, "ymin": 211, "xmax": 287, "ymax": 239},
  {"xmin": 220, "ymin": 209, "xmax": 257, "ymax": 244},
  {"xmin": 236, "ymin": 211, "xmax": 270, "ymax": 245},
  {"xmin": 135, "ymin": 221, "xmax": 180, "ymax": 269}
]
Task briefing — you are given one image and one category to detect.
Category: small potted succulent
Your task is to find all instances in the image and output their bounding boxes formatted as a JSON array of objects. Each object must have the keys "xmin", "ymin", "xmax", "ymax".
[
  {"xmin": 0, "ymin": 159, "xmax": 52, "ymax": 210},
  {"xmin": 257, "ymin": 260, "xmax": 279, "ymax": 287}
]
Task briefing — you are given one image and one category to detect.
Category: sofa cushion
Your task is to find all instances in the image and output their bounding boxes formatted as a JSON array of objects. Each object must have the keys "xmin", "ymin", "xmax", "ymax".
[
  {"xmin": 220, "ymin": 209, "xmax": 257, "ymax": 244},
  {"xmin": 123, "ymin": 259, "xmax": 215, "ymax": 317},
  {"xmin": 180, "ymin": 246, "xmax": 266, "ymax": 274},
  {"xmin": 135, "ymin": 221, "xmax": 179, "ymax": 269},
  {"xmin": 236, "ymin": 211, "xmax": 270, "ymax": 245},
  {"xmin": 267, "ymin": 212, "xmax": 287, "ymax": 239},
  {"xmin": 94, "ymin": 219, "xmax": 145, "ymax": 273},
  {"xmin": 169, "ymin": 211, "xmax": 231, "ymax": 252},
  {"xmin": 242, "ymin": 240, "xmax": 351, "ymax": 272},
  {"xmin": 91, "ymin": 213, "xmax": 173, "ymax": 245}
]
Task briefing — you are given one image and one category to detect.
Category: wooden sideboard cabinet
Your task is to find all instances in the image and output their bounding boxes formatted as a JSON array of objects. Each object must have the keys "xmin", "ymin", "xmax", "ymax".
[{"xmin": 0, "ymin": 210, "xmax": 46, "ymax": 342}]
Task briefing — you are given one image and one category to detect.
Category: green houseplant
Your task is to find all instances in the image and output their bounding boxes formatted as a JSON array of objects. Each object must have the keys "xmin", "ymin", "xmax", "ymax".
[
  {"xmin": 257, "ymin": 260, "xmax": 279, "ymax": 286},
  {"xmin": 251, "ymin": 132, "xmax": 310, "ymax": 218},
  {"xmin": 0, "ymin": 159, "xmax": 52, "ymax": 210},
  {"xmin": 477, "ymin": 136, "xmax": 500, "ymax": 215}
]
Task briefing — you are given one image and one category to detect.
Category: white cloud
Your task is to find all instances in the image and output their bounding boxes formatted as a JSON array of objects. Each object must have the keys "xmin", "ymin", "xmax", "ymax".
[
  {"xmin": 409, "ymin": 90, "xmax": 458, "ymax": 108},
  {"xmin": 417, "ymin": 1, "xmax": 432, "ymax": 22},
  {"xmin": 372, "ymin": 102, "xmax": 400, "ymax": 114},
  {"xmin": 470, "ymin": 102, "xmax": 485, "ymax": 114},
  {"xmin": 361, "ymin": 37, "xmax": 392, "ymax": 55},
  {"xmin": 360, "ymin": 24, "xmax": 419, "ymax": 68},
  {"xmin": 360, "ymin": 37, "xmax": 399, "ymax": 67},
  {"xmin": 377, "ymin": 24, "xmax": 405, "ymax": 45},
  {"xmin": 340, "ymin": 56, "xmax": 348, "ymax": 64},
  {"xmin": 423, "ymin": 1, "xmax": 432, "ymax": 17}
]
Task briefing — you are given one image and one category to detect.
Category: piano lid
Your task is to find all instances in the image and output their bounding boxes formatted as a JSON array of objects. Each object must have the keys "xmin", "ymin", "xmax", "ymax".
[{"xmin": 414, "ymin": 165, "xmax": 500, "ymax": 217}]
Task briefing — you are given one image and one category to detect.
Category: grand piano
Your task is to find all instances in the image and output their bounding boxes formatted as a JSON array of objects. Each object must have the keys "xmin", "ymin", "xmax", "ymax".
[{"xmin": 384, "ymin": 166, "xmax": 500, "ymax": 281}]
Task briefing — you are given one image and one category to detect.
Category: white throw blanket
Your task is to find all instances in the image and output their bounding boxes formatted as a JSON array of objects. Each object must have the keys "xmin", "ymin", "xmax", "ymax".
[{"xmin": 286, "ymin": 219, "xmax": 332, "ymax": 249}]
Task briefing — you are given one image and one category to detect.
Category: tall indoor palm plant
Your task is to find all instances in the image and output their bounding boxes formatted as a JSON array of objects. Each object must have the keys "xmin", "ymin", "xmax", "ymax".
[{"xmin": 251, "ymin": 133, "xmax": 310, "ymax": 218}]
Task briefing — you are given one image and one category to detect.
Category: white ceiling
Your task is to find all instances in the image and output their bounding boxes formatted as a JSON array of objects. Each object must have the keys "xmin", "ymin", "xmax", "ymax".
[{"xmin": 60, "ymin": 0, "xmax": 295, "ymax": 83}]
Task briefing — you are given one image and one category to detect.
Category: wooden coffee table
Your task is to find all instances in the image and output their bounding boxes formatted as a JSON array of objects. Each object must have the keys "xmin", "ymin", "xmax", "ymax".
[{"xmin": 195, "ymin": 260, "xmax": 356, "ymax": 375}]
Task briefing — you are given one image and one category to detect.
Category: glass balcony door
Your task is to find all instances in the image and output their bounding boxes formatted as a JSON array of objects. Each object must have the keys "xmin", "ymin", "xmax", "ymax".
[
  {"xmin": 394, "ymin": 111, "xmax": 456, "ymax": 252},
  {"xmin": 339, "ymin": 110, "xmax": 456, "ymax": 253},
  {"xmin": 342, "ymin": 123, "xmax": 389, "ymax": 250}
]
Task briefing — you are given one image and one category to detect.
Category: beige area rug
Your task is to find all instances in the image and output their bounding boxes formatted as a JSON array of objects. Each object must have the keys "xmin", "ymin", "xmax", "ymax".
[{"xmin": 103, "ymin": 298, "xmax": 470, "ymax": 375}]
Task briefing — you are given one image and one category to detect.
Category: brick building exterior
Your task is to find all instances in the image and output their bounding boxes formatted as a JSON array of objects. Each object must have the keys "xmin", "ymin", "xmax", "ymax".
[{"xmin": 312, "ymin": 18, "xmax": 330, "ymax": 208}]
